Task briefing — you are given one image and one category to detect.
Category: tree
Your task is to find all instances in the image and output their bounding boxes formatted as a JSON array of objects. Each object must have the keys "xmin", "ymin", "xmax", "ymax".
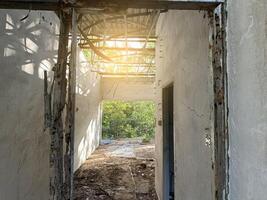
[{"xmin": 102, "ymin": 101, "xmax": 155, "ymax": 140}]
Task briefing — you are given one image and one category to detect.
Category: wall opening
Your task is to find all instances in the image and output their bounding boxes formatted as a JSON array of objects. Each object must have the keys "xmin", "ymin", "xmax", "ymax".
[
  {"xmin": 73, "ymin": 100, "xmax": 158, "ymax": 199},
  {"xmin": 72, "ymin": 3, "xmax": 228, "ymax": 200},
  {"xmin": 162, "ymin": 84, "xmax": 174, "ymax": 200},
  {"xmin": 102, "ymin": 100, "xmax": 156, "ymax": 142}
]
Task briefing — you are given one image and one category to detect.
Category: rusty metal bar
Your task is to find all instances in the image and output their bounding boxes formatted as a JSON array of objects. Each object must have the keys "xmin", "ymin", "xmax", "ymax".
[{"xmin": 78, "ymin": 26, "xmax": 113, "ymax": 62}]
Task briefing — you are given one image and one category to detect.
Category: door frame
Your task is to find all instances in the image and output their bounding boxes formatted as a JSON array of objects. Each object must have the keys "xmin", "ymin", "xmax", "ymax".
[
  {"xmin": 65, "ymin": 2, "xmax": 229, "ymax": 200},
  {"xmin": 162, "ymin": 83, "xmax": 175, "ymax": 200},
  {"xmin": 158, "ymin": 3, "xmax": 228, "ymax": 200}
]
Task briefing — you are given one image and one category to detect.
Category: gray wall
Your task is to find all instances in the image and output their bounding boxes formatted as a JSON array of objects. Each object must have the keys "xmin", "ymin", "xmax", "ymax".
[
  {"xmin": 155, "ymin": 10, "xmax": 214, "ymax": 200},
  {"xmin": 227, "ymin": 1, "xmax": 267, "ymax": 200},
  {"xmin": 101, "ymin": 77, "xmax": 155, "ymax": 101},
  {"xmin": 0, "ymin": 10, "xmax": 102, "ymax": 199},
  {"xmin": 0, "ymin": 10, "xmax": 59, "ymax": 200}
]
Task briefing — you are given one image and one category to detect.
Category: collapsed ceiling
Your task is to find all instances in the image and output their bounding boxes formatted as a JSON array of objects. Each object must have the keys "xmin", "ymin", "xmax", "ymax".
[{"xmin": 77, "ymin": 8, "xmax": 162, "ymax": 77}]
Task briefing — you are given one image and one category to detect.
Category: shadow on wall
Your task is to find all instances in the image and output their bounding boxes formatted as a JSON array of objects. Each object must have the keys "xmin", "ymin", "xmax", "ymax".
[
  {"xmin": 0, "ymin": 10, "xmax": 59, "ymax": 81},
  {"xmin": 74, "ymin": 48, "xmax": 102, "ymax": 171},
  {"xmin": 0, "ymin": 9, "xmax": 102, "ymax": 199},
  {"xmin": 0, "ymin": 10, "xmax": 59, "ymax": 200},
  {"xmin": 74, "ymin": 104, "xmax": 102, "ymax": 170},
  {"xmin": 76, "ymin": 51, "xmax": 100, "ymax": 97}
]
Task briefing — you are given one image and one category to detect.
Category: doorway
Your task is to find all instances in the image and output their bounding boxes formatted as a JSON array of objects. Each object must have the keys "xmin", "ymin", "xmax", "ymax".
[
  {"xmin": 30, "ymin": 1, "xmax": 227, "ymax": 200},
  {"xmin": 162, "ymin": 84, "xmax": 174, "ymax": 200}
]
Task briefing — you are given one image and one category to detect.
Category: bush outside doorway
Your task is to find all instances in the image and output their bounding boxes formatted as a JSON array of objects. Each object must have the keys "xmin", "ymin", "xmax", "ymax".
[{"xmin": 102, "ymin": 101, "xmax": 155, "ymax": 142}]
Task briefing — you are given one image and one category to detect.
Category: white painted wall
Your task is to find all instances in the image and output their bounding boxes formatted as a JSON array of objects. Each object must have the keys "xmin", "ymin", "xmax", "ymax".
[
  {"xmin": 227, "ymin": 1, "xmax": 267, "ymax": 200},
  {"xmin": 155, "ymin": 10, "xmax": 214, "ymax": 200},
  {"xmin": 0, "ymin": 10, "xmax": 102, "ymax": 199},
  {"xmin": 74, "ymin": 48, "xmax": 102, "ymax": 170},
  {"xmin": 0, "ymin": 10, "xmax": 59, "ymax": 200},
  {"xmin": 101, "ymin": 77, "xmax": 155, "ymax": 101}
]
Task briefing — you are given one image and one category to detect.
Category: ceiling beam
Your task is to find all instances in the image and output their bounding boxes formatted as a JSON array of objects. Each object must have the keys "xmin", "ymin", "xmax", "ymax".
[
  {"xmin": 0, "ymin": 0, "xmax": 223, "ymax": 11},
  {"xmin": 0, "ymin": 1, "xmax": 59, "ymax": 10},
  {"xmin": 92, "ymin": 71, "xmax": 156, "ymax": 76},
  {"xmin": 109, "ymin": 53, "xmax": 155, "ymax": 58},
  {"xmin": 79, "ymin": 46, "xmax": 155, "ymax": 52},
  {"xmin": 75, "ymin": 0, "xmax": 222, "ymax": 11},
  {"xmin": 81, "ymin": 39, "xmax": 156, "ymax": 44},
  {"xmin": 93, "ymin": 61, "xmax": 155, "ymax": 66}
]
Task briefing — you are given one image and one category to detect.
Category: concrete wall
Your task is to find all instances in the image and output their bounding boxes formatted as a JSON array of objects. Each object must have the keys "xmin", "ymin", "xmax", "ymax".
[
  {"xmin": 101, "ymin": 77, "xmax": 155, "ymax": 101},
  {"xmin": 74, "ymin": 49, "xmax": 102, "ymax": 170},
  {"xmin": 227, "ymin": 1, "xmax": 267, "ymax": 200},
  {"xmin": 155, "ymin": 10, "xmax": 214, "ymax": 200},
  {"xmin": 0, "ymin": 10, "xmax": 102, "ymax": 199},
  {"xmin": 0, "ymin": 10, "xmax": 59, "ymax": 200}
]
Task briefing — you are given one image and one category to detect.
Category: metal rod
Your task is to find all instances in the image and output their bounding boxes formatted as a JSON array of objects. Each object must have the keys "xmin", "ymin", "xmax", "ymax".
[
  {"xmin": 94, "ymin": 72, "xmax": 156, "ymax": 77},
  {"xmin": 93, "ymin": 61, "xmax": 155, "ymax": 66},
  {"xmin": 79, "ymin": 46, "xmax": 155, "ymax": 52},
  {"xmin": 78, "ymin": 26, "xmax": 113, "ymax": 61},
  {"xmin": 143, "ymin": 10, "xmax": 160, "ymax": 49}
]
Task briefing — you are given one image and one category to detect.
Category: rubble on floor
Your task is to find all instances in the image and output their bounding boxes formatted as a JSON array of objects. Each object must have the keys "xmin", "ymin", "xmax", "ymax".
[{"xmin": 73, "ymin": 139, "xmax": 158, "ymax": 200}]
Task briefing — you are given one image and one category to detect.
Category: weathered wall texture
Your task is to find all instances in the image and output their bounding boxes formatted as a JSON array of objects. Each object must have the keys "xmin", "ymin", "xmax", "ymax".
[
  {"xmin": 155, "ymin": 10, "xmax": 214, "ymax": 200},
  {"xmin": 74, "ymin": 48, "xmax": 102, "ymax": 170},
  {"xmin": 0, "ymin": 10, "xmax": 102, "ymax": 199},
  {"xmin": 0, "ymin": 10, "xmax": 59, "ymax": 200},
  {"xmin": 227, "ymin": 1, "xmax": 267, "ymax": 200},
  {"xmin": 101, "ymin": 77, "xmax": 155, "ymax": 101}
]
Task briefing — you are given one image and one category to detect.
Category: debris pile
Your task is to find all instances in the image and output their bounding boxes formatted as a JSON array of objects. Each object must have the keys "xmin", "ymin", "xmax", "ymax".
[{"xmin": 73, "ymin": 139, "xmax": 158, "ymax": 200}]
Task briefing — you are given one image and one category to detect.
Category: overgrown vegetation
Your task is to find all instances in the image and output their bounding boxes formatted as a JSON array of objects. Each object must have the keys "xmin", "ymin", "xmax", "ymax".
[{"xmin": 102, "ymin": 101, "xmax": 155, "ymax": 141}]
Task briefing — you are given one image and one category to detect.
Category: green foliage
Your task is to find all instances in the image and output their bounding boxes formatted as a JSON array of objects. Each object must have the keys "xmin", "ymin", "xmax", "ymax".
[{"xmin": 102, "ymin": 101, "xmax": 155, "ymax": 140}]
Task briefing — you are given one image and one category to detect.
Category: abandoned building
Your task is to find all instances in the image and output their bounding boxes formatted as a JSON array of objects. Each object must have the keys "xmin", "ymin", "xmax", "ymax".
[{"xmin": 0, "ymin": 0, "xmax": 266, "ymax": 200}]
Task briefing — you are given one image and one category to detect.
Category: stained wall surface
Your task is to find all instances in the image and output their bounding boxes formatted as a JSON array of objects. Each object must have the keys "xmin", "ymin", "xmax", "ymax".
[
  {"xmin": 155, "ymin": 10, "xmax": 214, "ymax": 200},
  {"xmin": 0, "ymin": 10, "xmax": 59, "ymax": 200},
  {"xmin": 0, "ymin": 10, "xmax": 102, "ymax": 199},
  {"xmin": 227, "ymin": 1, "xmax": 267, "ymax": 199}
]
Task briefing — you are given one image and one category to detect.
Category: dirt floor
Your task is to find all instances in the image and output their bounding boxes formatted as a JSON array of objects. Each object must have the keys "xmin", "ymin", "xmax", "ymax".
[{"xmin": 73, "ymin": 139, "xmax": 158, "ymax": 200}]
